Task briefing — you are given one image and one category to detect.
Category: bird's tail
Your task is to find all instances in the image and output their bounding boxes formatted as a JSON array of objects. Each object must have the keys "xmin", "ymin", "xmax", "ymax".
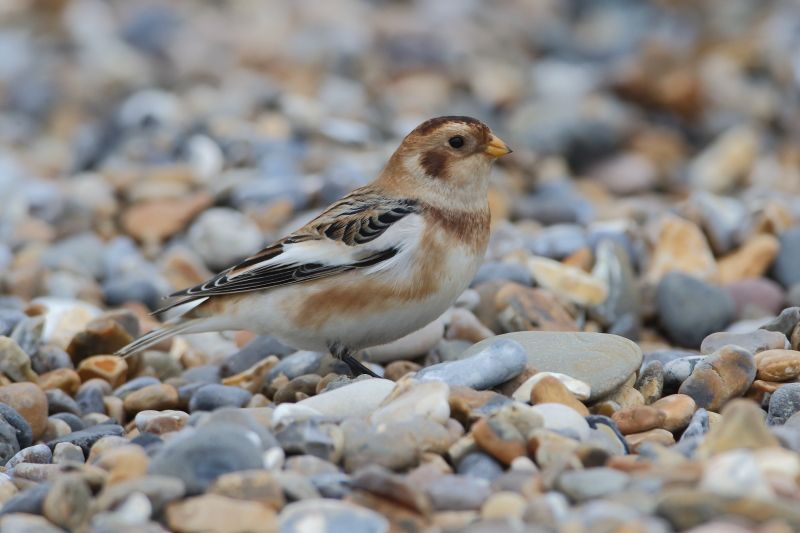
[{"xmin": 115, "ymin": 318, "xmax": 203, "ymax": 358}]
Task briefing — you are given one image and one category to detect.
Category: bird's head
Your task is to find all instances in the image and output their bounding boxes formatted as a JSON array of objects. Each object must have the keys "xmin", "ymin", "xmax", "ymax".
[{"xmin": 379, "ymin": 116, "xmax": 512, "ymax": 210}]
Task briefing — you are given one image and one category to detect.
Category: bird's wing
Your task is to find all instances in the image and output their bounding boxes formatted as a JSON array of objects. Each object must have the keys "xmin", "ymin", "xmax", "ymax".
[{"xmin": 153, "ymin": 188, "xmax": 421, "ymax": 314}]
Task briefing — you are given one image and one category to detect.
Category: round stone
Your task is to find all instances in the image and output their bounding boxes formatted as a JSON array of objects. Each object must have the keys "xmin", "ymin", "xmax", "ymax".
[
  {"xmin": 279, "ymin": 500, "xmax": 389, "ymax": 533},
  {"xmin": 415, "ymin": 339, "xmax": 527, "ymax": 390},
  {"xmin": 0, "ymin": 383, "xmax": 48, "ymax": 441},
  {"xmin": 462, "ymin": 332, "xmax": 642, "ymax": 400}
]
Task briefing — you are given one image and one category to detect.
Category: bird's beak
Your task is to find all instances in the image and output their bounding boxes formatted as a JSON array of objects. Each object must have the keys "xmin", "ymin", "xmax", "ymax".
[{"xmin": 484, "ymin": 134, "xmax": 512, "ymax": 157}]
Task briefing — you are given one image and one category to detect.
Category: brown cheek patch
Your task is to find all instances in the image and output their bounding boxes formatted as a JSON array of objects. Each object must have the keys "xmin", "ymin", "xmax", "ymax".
[{"xmin": 420, "ymin": 150, "xmax": 449, "ymax": 179}]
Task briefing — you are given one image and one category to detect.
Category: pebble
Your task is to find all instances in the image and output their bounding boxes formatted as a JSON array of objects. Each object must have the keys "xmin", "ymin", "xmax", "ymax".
[
  {"xmin": 0, "ymin": 383, "xmax": 48, "ymax": 440},
  {"xmin": 0, "ymin": 404, "xmax": 33, "ymax": 449},
  {"xmin": 527, "ymin": 256, "xmax": 608, "ymax": 306},
  {"xmin": 278, "ymin": 500, "xmax": 389, "ymax": 533},
  {"xmin": 717, "ymin": 233, "xmax": 780, "ymax": 284},
  {"xmin": 697, "ymin": 399, "xmax": 780, "ymax": 457},
  {"xmin": 612, "ymin": 406, "xmax": 666, "ymax": 435},
  {"xmin": 556, "ymin": 467, "xmax": 630, "ymax": 501},
  {"xmin": 148, "ymin": 424, "xmax": 264, "ymax": 494},
  {"xmin": 701, "ymin": 330, "xmax": 788, "ymax": 355},
  {"xmin": 208, "ymin": 470, "xmax": 284, "ymax": 511},
  {"xmin": 0, "ymin": 514, "xmax": 65, "ymax": 533},
  {"xmin": 188, "ymin": 384, "xmax": 253, "ymax": 412},
  {"xmin": 187, "ymin": 208, "xmax": 264, "ymax": 271},
  {"xmin": 46, "ymin": 424, "xmax": 125, "ymax": 454},
  {"xmin": 0, "ymin": 337, "xmax": 37, "ymax": 383},
  {"xmin": 529, "ymin": 375, "xmax": 589, "ymax": 416},
  {"xmin": 0, "ymin": 417, "xmax": 19, "ymax": 465},
  {"xmin": 295, "ymin": 379, "xmax": 395, "ymax": 419},
  {"xmin": 43, "ymin": 473, "xmax": 91, "ymax": 531},
  {"xmin": 66, "ymin": 317, "xmax": 133, "ymax": 364},
  {"xmin": 425, "ymin": 475, "xmax": 491, "ymax": 511},
  {"xmin": 767, "ymin": 384, "xmax": 800, "ymax": 426},
  {"xmin": 124, "ymin": 383, "xmax": 180, "ymax": 414},
  {"xmin": 76, "ymin": 355, "xmax": 128, "ymax": 388},
  {"xmin": 135, "ymin": 409, "xmax": 189, "ymax": 434},
  {"xmin": 635, "ymin": 361, "xmax": 664, "ymax": 404},
  {"xmin": 371, "ymin": 380, "xmax": 449, "ymax": 426},
  {"xmin": 651, "ymin": 394, "xmax": 696, "ymax": 432},
  {"xmin": 656, "ymin": 272, "xmax": 735, "ymax": 348},
  {"xmin": 725, "ymin": 277, "xmax": 786, "ymax": 318},
  {"xmin": 464, "ymin": 332, "xmax": 641, "ymax": 400},
  {"xmin": 679, "ymin": 345, "xmax": 756, "ymax": 411},
  {"xmin": 52, "ymin": 442, "xmax": 84, "ymax": 464},
  {"xmin": 37, "ymin": 368, "xmax": 81, "ymax": 396},
  {"xmin": 754, "ymin": 349, "xmax": 800, "ymax": 382},
  {"xmin": 773, "ymin": 227, "xmax": 800, "ymax": 287},
  {"xmin": 166, "ymin": 494, "xmax": 277, "ymax": 533},
  {"xmin": 647, "ymin": 215, "xmax": 717, "ymax": 283},
  {"xmin": 512, "ymin": 372, "xmax": 591, "ymax": 402},
  {"xmin": 663, "ymin": 355, "xmax": 705, "ymax": 390},
  {"xmin": 415, "ymin": 339, "xmax": 527, "ymax": 390},
  {"xmin": 5, "ymin": 444, "xmax": 51, "ymax": 469},
  {"xmin": 531, "ymin": 403, "xmax": 590, "ymax": 441}
]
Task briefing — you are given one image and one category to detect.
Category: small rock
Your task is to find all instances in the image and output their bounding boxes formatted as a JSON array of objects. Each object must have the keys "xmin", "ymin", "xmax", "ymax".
[
  {"xmin": 0, "ymin": 337, "xmax": 37, "ymax": 382},
  {"xmin": 717, "ymin": 234, "xmax": 780, "ymax": 284},
  {"xmin": 463, "ymin": 332, "xmax": 642, "ymax": 400},
  {"xmin": 446, "ymin": 308, "xmax": 495, "ymax": 344},
  {"xmin": 0, "ymin": 514, "xmax": 64, "ymax": 533},
  {"xmin": 531, "ymin": 403, "xmax": 590, "ymax": 441},
  {"xmin": 52, "ymin": 442, "xmax": 84, "ymax": 464},
  {"xmin": 148, "ymin": 424, "xmax": 264, "ymax": 494},
  {"xmin": 456, "ymin": 452, "xmax": 504, "ymax": 482},
  {"xmin": 187, "ymin": 208, "xmax": 263, "ymax": 271},
  {"xmin": 274, "ymin": 374, "xmax": 321, "ymax": 404},
  {"xmin": 767, "ymin": 383, "xmax": 800, "ymax": 425},
  {"xmin": 701, "ymin": 330, "xmax": 788, "ymax": 355},
  {"xmin": 66, "ymin": 317, "xmax": 133, "ymax": 364},
  {"xmin": 773, "ymin": 227, "xmax": 800, "ymax": 287},
  {"xmin": 493, "ymin": 283, "xmax": 578, "ymax": 332},
  {"xmin": 415, "ymin": 339, "xmax": 526, "ymax": 390},
  {"xmin": 635, "ymin": 361, "xmax": 664, "ymax": 405},
  {"xmin": 679, "ymin": 345, "xmax": 756, "ymax": 411},
  {"xmin": 0, "ymin": 404, "xmax": 33, "ymax": 449},
  {"xmin": 37, "ymin": 368, "xmax": 81, "ymax": 396},
  {"xmin": 754, "ymin": 349, "xmax": 800, "ymax": 382},
  {"xmin": 46, "ymin": 389, "xmax": 82, "ymax": 416},
  {"xmin": 188, "ymin": 384, "xmax": 253, "ymax": 412},
  {"xmin": 76, "ymin": 379, "xmax": 108, "ymax": 415},
  {"xmin": 761, "ymin": 307, "xmax": 800, "ymax": 338},
  {"xmin": 46, "ymin": 424, "xmax": 125, "ymax": 454},
  {"xmin": 222, "ymin": 357, "xmax": 279, "ymax": 393},
  {"xmin": 0, "ymin": 383, "xmax": 48, "ymax": 440},
  {"xmin": 529, "ymin": 375, "xmax": 589, "ymax": 416},
  {"xmin": 371, "ymin": 380, "xmax": 449, "ymax": 426},
  {"xmin": 472, "ymin": 415, "xmax": 526, "ymax": 465},
  {"xmin": 697, "ymin": 399, "xmax": 780, "ymax": 457},
  {"xmin": 275, "ymin": 420, "xmax": 343, "ymax": 463},
  {"xmin": 208, "ymin": 470, "xmax": 285, "ymax": 511},
  {"xmin": 42, "ymin": 473, "xmax": 91, "ymax": 531},
  {"xmin": 5, "ymin": 444, "xmax": 51, "ymax": 469},
  {"xmin": 480, "ymin": 491, "xmax": 527, "ymax": 519},
  {"xmin": 647, "ymin": 215, "xmax": 717, "ymax": 283},
  {"xmin": 0, "ymin": 416, "xmax": 20, "ymax": 465},
  {"xmin": 124, "ymin": 383, "xmax": 180, "ymax": 414},
  {"xmin": 611, "ymin": 406, "xmax": 666, "ymax": 435},
  {"xmin": 123, "ymin": 193, "xmax": 213, "ymax": 246},
  {"xmin": 556, "ymin": 467, "xmax": 629, "ymax": 501},
  {"xmin": 527, "ymin": 256, "xmax": 608, "ymax": 306},
  {"xmin": 278, "ymin": 500, "xmax": 388, "ymax": 533},
  {"xmin": 296, "ymin": 379, "xmax": 395, "ymax": 419},
  {"xmin": 77, "ymin": 355, "xmax": 128, "ymax": 388},
  {"xmin": 651, "ymin": 394, "xmax": 696, "ymax": 432},
  {"xmin": 725, "ymin": 277, "xmax": 786, "ymax": 318},
  {"xmin": 512, "ymin": 371, "xmax": 590, "ymax": 403},
  {"xmin": 663, "ymin": 355, "xmax": 705, "ymax": 390},
  {"xmin": 656, "ymin": 272, "xmax": 735, "ymax": 348},
  {"xmin": 166, "ymin": 493, "xmax": 277, "ymax": 533},
  {"xmin": 625, "ymin": 428, "xmax": 675, "ymax": 452},
  {"xmin": 425, "ymin": 474, "xmax": 491, "ymax": 511}
]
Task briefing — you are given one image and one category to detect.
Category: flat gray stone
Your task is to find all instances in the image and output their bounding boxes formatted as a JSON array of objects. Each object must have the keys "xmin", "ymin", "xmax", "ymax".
[
  {"xmin": 415, "ymin": 339, "xmax": 526, "ymax": 390},
  {"xmin": 462, "ymin": 332, "xmax": 642, "ymax": 400}
]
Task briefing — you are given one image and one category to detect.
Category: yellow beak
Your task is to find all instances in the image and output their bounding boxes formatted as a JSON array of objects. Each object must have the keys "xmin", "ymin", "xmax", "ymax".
[{"xmin": 484, "ymin": 134, "xmax": 513, "ymax": 157}]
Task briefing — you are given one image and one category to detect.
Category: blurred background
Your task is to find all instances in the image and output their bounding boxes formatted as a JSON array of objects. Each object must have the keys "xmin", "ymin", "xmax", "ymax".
[{"xmin": 1, "ymin": 0, "xmax": 799, "ymax": 348}]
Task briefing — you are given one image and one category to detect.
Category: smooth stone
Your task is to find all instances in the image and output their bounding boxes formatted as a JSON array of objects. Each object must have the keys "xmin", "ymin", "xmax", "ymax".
[
  {"xmin": 679, "ymin": 346, "xmax": 756, "ymax": 411},
  {"xmin": 0, "ymin": 405, "xmax": 32, "ymax": 449},
  {"xmin": 767, "ymin": 384, "xmax": 800, "ymax": 425},
  {"xmin": 208, "ymin": 470, "xmax": 285, "ymax": 511},
  {"xmin": 624, "ymin": 428, "xmax": 675, "ymax": 452},
  {"xmin": 415, "ymin": 339, "xmax": 526, "ymax": 390},
  {"xmin": 462, "ymin": 332, "xmax": 642, "ymax": 401},
  {"xmin": 512, "ymin": 372, "xmax": 591, "ymax": 402},
  {"xmin": 530, "ymin": 403, "xmax": 591, "ymax": 441},
  {"xmin": 43, "ymin": 473, "xmax": 91, "ymax": 531},
  {"xmin": 124, "ymin": 384, "xmax": 180, "ymax": 414},
  {"xmin": 529, "ymin": 375, "xmax": 589, "ymax": 416},
  {"xmin": 456, "ymin": 452, "xmax": 504, "ymax": 482},
  {"xmin": 46, "ymin": 389, "xmax": 82, "ymax": 416},
  {"xmin": 5, "ymin": 444, "xmax": 51, "ymax": 469},
  {"xmin": 0, "ymin": 310, "xmax": 26, "ymax": 338},
  {"xmin": 267, "ymin": 351, "xmax": 348, "ymax": 381},
  {"xmin": 656, "ymin": 272, "xmax": 735, "ymax": 348},
  {"xmin": 75, "ymin": 380, "xmax": 108, "ymax": 415},
  {"xmin": 166, "ymin": 494, "xmax": 277, "ymax": 533},
  {"xmin": 66, "ymin": 317, "xmax": 133, "ymax": 364},
  {"xmin": 0, "ymin": 383, "xmax": 48, "ymax": 440},
  {"xmin": 652, "ymin": 394, "xmax": 696, "ymax": 432},
  {"xmin": 697, "ymin": 399, "xmax": 780, "ymax": 458},
  {"xmin": 0, "ymin": 337, "xmax": 37, "ymax": 383},
  {"xmin": 663, "ymin": 356, "xmax": 705, "ymax": 390},
  {"xmin": 635, "ymin": 361, "xmax": 664, "ymax": 405},
  {"xmin": 556, "ymin": 467, "xmax": 629, "ymax": 502},
  {"xmin": 701, "ymin": 330, "xmax": 788, "ymax": 355},
  {"xmin": 0, "ymin": 417, "xmax": 19, "ymax": 466},
  {"xmin": 278, "ymin": 500, "xmax": 388, "ymax": 533},
  {"xmin": 611, "ymin": 406, "xmax": 665, "ymax": 435},
  {"xmin": 46, "ymin": 424, "xmax": 125, "ymax": 454},
  {"xmin": 472, "ymin": 262, "xmax": 533, "ymax": 287},
  {"xmin": 37, "ymin": 369, "xmax": 81, "ymax": 396},
  {"xmin": 493, "ymin": 283, "xmax": 578, "ymax": 332},
  {"xmin": 148, "ymin": 424, "xmax": 263, "ymax": 494},
  {"xmin": 371, "ymin": 380, "xmax": 449, "ymax": 426},
  {"xmin": 93, "ymin": 475, "xmax": 186, "ymax": 514},
  {"xmin": 425, "ymin": 475, "xmax": 491, "ymax": 511},
  {"xmin": 760, "ymin": 307, "xmax": 800, "ymax": 338},
  {"xmin": 135, "ymin": 410, "xmax": 189, "ymax": 435},
  {"xmin": 52, "ymin": 442, "xmax": 84, "ymax": 464},
  {"xmin": 646, "ymin": 215, "xmax": 717, "ymax": 283},
  {"xmin": 367, "ymin": 317, "xmax": 444, "ymax": 363},
  {"xmin": 472, "ymin": 415, "xmax": 526, "ymax": 465},
  {"xmin": 76, "ymin": 355, "xmax": 128, "ymax": 388},
  {"xmin": 272, "ymin": 404, "xmax": 325, "ymax": 425},
  {"xmin": 188, "ymin": 384, "xmax": 253, "ymax": 412},
  {"xmin": 754, "ymin": 349, "xmax": 800, "ymax": 382},
  {"xmin": 699, "ymin": 449, "xmax": 773, "ymax": 499},
  {"xmin": 0, "ymin": 483, "xmax": 50, "ymax": 515},
  {"xmin": 275, "ymin": 420, "xmax": 343, "ymax": 463},
  {"xmin": 221, "ymin": 336, "xmax": 295, "ymax": 378},
  {"xmin": 296, "ymin": 379, "xmax": 395, "ymax": 419},
  {"xmin": 725, "ymin": 277, "xmax": 786, "ymax": 320},
  {"xmin": 773, "ymin": 227, "xmax": 800, "ymax": 287},
  {"xmin": 49, "ymin": 413, "xmax": 84, "ymax": 432},
  {"xmin": 187, "ymin": 208, "xmax": 264, "ymax": 271},
  {"xmin": 590, "ymin": 239, "xmax": 640, "ymax": 327},
  {"xmin": 526, "ymin": 256, "xmax": 608, "ymax": 306},
  {"xmin": 718, "ymin": 234, "xmax": 780, "ymax": 284}
]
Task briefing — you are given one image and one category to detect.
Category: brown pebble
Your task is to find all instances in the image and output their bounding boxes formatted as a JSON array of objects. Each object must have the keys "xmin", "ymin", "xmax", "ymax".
[
  {"xmin": 38, "ymin": 368, "xmax": 81, "ymax": 396},
  {"xmin": 77, "ymin": 355, "xmax": 128, "ymax": 388},
  {"xmin": 274, "ymin": 374, "xmax": 321, "ymax": 404},
  {"xmin": 678, "ymin": 345, "xmax": 755, "ymax": 412},
  {"xmin": 494, "ymin": 283, "xmax": 578, "ymax": 332},
  {"xmin": 384, "ymin": 360, "xmax": 422, "ymax": 381},
  {"xmin": 530, "ymin": 375, "xmax": 589, "ymax": 416},
  {"xmin": 754, "ymin": 349, "xmax": 800, "ymax": 382},
  {"xmin": 625, "ymin": 428, "xmax": 675, "ymax": 452},
  {"xmin": 66, "ymin": 317, "xmax": 133, "ymax": 365},
  {"xmin": 166, "ymin": 494, "xmax": 277, "ymax": 533},
  {"xmin": 208, "ymin": 470, "xmax": 285, "ymax": 511},
  {"xmin": 221, "ymin": 356, "xmax": 279, "ymax": 393},
  {"xmin": 651, "ymin": 394, "xmax": 696, "ymax": 432},
  {"xmin": 0, "ymin": 382, "xmax": 48, "ymax": 440},
  {"xmin": 612, "ymin": 405, "xmax": 666, "ymax": 435},
  {"xmin": 472, "ymin": 416, "xmax": 526, "ymax": 465},
  {"xmin": 123, "ymin": 383, "xmax": 180, "ymax": 414}
]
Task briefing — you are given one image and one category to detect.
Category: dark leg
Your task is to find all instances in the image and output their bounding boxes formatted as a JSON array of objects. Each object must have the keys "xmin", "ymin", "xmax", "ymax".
[{"xmin": 329, "ymin": 343, "xmax": 378, "ymax": 378}]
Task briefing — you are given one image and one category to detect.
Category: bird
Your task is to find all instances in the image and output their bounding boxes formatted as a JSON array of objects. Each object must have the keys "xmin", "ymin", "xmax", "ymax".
[{"xmin": 116, "ymin": 116, "xmax": 512, "ymax": 377}]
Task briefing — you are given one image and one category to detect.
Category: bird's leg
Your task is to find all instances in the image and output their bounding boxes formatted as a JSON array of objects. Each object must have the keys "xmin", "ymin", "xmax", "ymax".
[{"xmin": 329, "ymin": 343, "xmax": 378, "ymax": 378}]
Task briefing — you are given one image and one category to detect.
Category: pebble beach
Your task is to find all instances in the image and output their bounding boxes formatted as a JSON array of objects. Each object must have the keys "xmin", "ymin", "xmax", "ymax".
[{"xmin": 1, "ymin": 1, "xmax": 800, "ymax": 532}]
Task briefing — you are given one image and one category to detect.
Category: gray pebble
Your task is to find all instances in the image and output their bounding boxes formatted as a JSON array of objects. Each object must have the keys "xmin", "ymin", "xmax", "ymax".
[
  {"xmin": 5, "ymin": 444, "xmax": 52, "ymax": 469},
  {"xmin": 47, "ymin": 424, "xmax": 125, "ymax": 454},
  {"xmin": 456, "ymin": 452, "xmax": 504, "ymax": 482},
  {"xmin": 772, "ymin": 227, "xmax": 800, "ymax": 287},
  {"xmin": 0, "ymin": 403, "xmax": 33, "ymax": 449},
  {"xmin": 557, "ymin": 467, "xmax": 630, "ymax": 501},
  {"xmin": 767, "ymin": 383, "xmax": 800, "ymax": 426},
  {"xmin": 0, "ymin": 415, "xmax": 20, "ymax": 466},
  {"xmin": 663, "ymin": 356, "xmax": 705, "ymax": 390},
  {"xmin": 188, "ymin": 384, "xmax": 252, "ymax": 412},
  {"xmin": 52, "ymin": 442, "xmax": 85, "ymax": 464},
  {"xmin": 415, "ymin": 339, "xmax": 526, "ymax": 390}
]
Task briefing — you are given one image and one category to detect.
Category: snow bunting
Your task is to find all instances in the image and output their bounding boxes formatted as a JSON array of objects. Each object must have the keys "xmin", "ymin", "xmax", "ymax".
[{"xmin": 116, "ymin": 116, "xmax": 512, "ymax": 376}]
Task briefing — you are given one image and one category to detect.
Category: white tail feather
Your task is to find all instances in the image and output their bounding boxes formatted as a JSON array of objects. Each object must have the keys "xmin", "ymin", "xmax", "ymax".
[{"xmin": 115, "ymin": 319, "xmax": 202, "ymax": 358}]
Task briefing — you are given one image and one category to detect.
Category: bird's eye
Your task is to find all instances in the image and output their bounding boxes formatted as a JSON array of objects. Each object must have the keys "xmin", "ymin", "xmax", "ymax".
[{"xmin": 448, "ymin": 136, "xmax": 464, "ymax": 149}]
